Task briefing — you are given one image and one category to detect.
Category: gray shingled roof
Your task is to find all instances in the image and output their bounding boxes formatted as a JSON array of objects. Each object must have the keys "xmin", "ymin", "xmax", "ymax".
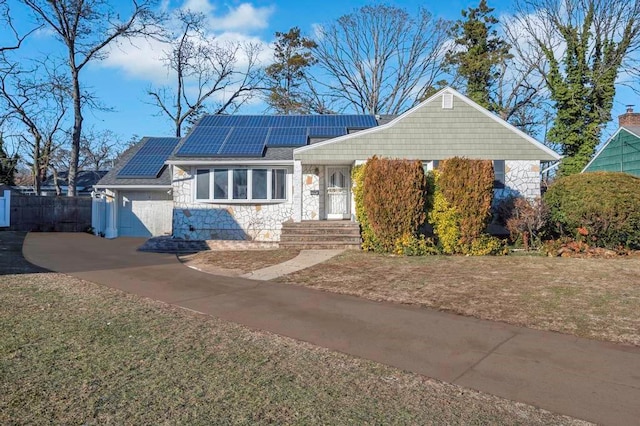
[
  {"xmin": 622, "ymin": 126, "xmax": 640, "ymax": 137},
  {"xmin": 167, "ymin": 146, "xmax": 295, "ymax": 162},
  {"xmin": 96, "ymin": 137, "xmax": 174, "ymax": 187},
  {"xmin": 42, "ymin": 170, "xmax": 108, "ymax": 189}
]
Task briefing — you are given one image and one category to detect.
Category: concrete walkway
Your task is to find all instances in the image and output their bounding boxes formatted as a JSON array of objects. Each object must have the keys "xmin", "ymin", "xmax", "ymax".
[
  {"xmin": 22, "ymin": 233, "xmax": 640, "ymax": 426},
  {"xmin": 241, "ymin": 249, "xmax": 344, "ymax": 280}
]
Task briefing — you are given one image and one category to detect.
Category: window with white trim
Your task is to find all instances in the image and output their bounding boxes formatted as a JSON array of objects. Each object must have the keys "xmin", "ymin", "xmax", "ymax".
[{"xmin": 195, "ymin": 168, "xmax": 288, "ymax": 202}]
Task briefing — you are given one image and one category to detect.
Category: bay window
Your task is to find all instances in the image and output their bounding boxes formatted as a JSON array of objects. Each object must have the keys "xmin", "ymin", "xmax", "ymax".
[
  {"xmin": 252, "ymin": 169, "xmax": 268, "ymax": 200},
  {"xmin": 233, "ymin": 169, "xmax": 248, "ymax": 199},
  {"xmin": 272, "ymin": 169, "xmax": 286, "ymax": 200},
  {"xmin": 195, "ymin": 167, "xmax": 288, "ymax": 202},
  {"xmin": 213, "ymin": 169, "xmax": 228, "ymax": 199}
]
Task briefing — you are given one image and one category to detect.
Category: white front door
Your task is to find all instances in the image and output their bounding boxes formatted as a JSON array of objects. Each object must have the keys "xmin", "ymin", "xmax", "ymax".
[{"xmin": 325, "ymin": 167, "xmax": 350, "ymax": 219}]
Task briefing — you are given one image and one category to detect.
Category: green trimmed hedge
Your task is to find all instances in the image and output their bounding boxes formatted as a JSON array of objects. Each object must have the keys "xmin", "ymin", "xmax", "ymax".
[{"xmin": 544, "ymin": 172, "xmax": 640, "ymax": 249}]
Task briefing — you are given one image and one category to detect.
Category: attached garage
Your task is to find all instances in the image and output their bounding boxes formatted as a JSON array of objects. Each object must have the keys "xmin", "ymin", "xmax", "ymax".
[
  {"xmin": 92, "ymin": 136, "xmax": 181, "ymax": 239},
  {"xmin": 117, "ymin": 190, "xmax": 172, "ymax": 237}
]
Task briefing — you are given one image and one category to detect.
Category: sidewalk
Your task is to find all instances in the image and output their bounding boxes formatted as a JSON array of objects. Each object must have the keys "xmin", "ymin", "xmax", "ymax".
[
  {"xmin": 240, "ymin": 249, "xmax": 344, "ymax": 280},
  {"xmin": 22, "ymin": 233, "xmax": 640, "ymax": 425}
]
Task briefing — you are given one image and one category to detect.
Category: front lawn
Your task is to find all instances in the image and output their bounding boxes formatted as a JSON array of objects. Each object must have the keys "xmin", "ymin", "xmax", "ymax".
[
  {"xmin": 179, "ymin": 249, "xmax": 300, "ymax": 275},
  {"xmin": 276, "ymin": 252, "xmax": 640, "ymax": 346},
  {"xmin": 0, "ymin": 272, "xmax": 586, "ymax": 424}
]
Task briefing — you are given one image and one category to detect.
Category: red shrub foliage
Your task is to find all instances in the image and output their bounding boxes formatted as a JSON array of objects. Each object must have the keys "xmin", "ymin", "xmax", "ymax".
[{"xmin": 362, "ymin": 156, "xmax": 427, "ymax": 252}]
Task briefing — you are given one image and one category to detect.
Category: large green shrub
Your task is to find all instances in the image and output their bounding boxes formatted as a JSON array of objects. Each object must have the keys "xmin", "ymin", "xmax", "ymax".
[
  {"xmin": 544, "ymin": 172, "xmax": 640, "ymax": 249},
  {"xmin": 361, "ymin": 156, "xmax": 427, "ymax": 252}
]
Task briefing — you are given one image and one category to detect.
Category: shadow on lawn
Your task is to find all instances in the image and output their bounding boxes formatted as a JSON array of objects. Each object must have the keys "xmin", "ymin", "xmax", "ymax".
[{"xmin": 0, "ymin": 231, "xmax": 48, "ymax": 275}]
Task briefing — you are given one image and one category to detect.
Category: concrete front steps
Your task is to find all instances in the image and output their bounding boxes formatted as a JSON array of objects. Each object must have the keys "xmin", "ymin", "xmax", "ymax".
[{"xmin": 280, "ymin": 220, "xmax": 362, "ymax": 250}]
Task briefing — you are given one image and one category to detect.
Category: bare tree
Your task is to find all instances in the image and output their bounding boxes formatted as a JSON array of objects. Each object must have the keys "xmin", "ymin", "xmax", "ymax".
[
  {"xmin": 19, "ymin": 0, "xmax": 158, "ymax": 195},
  {"xmin": 80, "ymin": 129, "xmax": 121, "ymax": 171},
  {"xmin": 491, "ymin": 20, "xmax": 550, "ymax": 135},
  {"xmin": 148, "ymin": 9, "xmax": 265, "ymax": 137},
  {"xmin": 0, "ymin": 1, "xmax": 41, "ymax": 53},
  {"xmin": 313, "ymin": 4, "xmax": 451, "ymax": 115},
  {"xmin": 0, "ymin": 60, "xmax": 69, "ymax": 195}
]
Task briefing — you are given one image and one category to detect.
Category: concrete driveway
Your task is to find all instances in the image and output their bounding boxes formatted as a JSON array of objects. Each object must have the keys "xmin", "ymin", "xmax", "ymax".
[{"xmin": 23, "ymin": 233, "xmax": 640, "ymax": 425}]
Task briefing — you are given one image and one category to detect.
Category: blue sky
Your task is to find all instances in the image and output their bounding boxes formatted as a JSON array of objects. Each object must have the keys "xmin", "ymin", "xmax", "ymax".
[{"xmin": 2, "ymin": 0, "xmax": 636, "ymax": 148}]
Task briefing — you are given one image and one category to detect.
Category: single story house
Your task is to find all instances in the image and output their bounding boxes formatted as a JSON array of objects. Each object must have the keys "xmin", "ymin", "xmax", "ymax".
[
  {"xmin": 94, "ymin": 87, "xmax": 561, "ymax": 240},
  {"xmin": 582, "ymin": 106, "xmax": 640, "ymax": 176}
]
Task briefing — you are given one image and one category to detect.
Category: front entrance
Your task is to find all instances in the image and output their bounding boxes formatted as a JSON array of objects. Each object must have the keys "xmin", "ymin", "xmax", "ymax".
[{"xmin": 325, "ymin": 167, "xmax": 350, "ymax": 219}]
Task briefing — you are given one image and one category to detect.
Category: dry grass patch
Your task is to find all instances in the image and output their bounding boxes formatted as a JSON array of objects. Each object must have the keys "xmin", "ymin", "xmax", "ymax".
[
  {"xmin": 0, "ymin": 272, "xmax": 588, "ymax": 425},
  {"xmin": 276, "ymin": 252, "xmax": 640, "ymax": 346},
  {"xmin": 180, "ymin": 249, "xmax": 300, "ymax": 276}
]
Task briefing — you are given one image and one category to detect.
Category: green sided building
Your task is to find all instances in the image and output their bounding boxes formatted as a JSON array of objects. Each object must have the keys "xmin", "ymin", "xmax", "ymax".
[{"xmin": 583, "ymin": 107, "xmax": 640, "ymax": 177}]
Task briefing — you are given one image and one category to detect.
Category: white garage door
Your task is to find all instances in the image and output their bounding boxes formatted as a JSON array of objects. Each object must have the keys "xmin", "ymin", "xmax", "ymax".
[{"xmin": 118, "ymin": 190, "xmax": 173, "ymax": 237}]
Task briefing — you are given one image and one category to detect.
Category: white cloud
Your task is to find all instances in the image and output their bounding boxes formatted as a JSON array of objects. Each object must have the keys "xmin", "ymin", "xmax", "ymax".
[
  {"xmin": 101, "ymin": 36, "xmax": 172, "ymax": 84},
  {"xmin": 207, "ymin": 3, "xmax": 274, "ymax": 32},
  {"xmin": 181, "ymin": 0, "xmax": 214, "ymax": 15},
  {"xmin": 99, "ymin": 2, "xmax": 275, "ymax": 84}
]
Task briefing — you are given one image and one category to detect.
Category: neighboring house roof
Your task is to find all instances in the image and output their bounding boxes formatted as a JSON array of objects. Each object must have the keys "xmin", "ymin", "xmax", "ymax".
[
  {"xmin": 294, "ymin": 87, "xmax": 561, "ymax": 163},
  {"xmin": 582, "ymin": 126, "xmax": 640, "ymax": 176},
  {"xmin": 96, "ymin": 137, "xmax": 180, "ymax": 189},
  {"xmin": 41, "ymin": 170, "xmax": 108, "ymax": 190}
]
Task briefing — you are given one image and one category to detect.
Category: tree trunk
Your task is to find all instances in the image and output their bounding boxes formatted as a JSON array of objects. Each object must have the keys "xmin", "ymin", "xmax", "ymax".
[
  {"xmin": 68, "ymin": 68, "xmax": 82, "ymax": 197},
  {"xmin": 52, "ymin": 168, "xmax": 61, "ymax": 196},
  {"xmin": 522, "ymin": 231, "xmax": 530, "ymax": 251}
]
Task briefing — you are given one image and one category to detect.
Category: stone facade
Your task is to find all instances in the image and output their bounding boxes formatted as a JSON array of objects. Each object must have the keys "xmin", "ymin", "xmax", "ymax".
[
  {"xmin": 172, "ymin": 166, "xmax": 294, "ymax": 241},
  {"xmin": 495, "ymin": 160, "xmax": 541, "ymax": 201},
  {"xmin": 301, "ymin": 165, "xmax": 325, "ymax": 220}
]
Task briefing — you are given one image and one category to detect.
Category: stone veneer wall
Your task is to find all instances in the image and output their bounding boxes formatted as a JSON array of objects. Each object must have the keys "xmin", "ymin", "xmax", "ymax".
[
  {"xmin": 301, "ymin": 165, "xmax": 325, "ymax": 220},
  {"xmin": 172, "ymin": 166, "xmax": 294, "ymax": 241},
  {"xmin": 494, "ymin": 160, "xmax": 541, "ymax": 201}
]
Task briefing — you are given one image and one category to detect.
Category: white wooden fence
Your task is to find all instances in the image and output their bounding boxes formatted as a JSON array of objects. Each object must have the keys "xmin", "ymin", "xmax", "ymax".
[
  {"xmin": 0, "ymin": 190, "xmax": 10, "ymax": 227},
  {"xmin": 91, "ymin": 192, "xmax": 107, "ymax": 236}
]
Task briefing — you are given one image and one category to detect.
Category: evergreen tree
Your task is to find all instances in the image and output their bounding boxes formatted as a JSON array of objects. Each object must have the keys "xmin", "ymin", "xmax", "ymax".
[
  {"xmin": 0, "ymin": 136, "xmax": 18, "ymax": 186},
  {"xmin": 515, "ymin": 0, "xmax": 640, "ymax": 175},
  {"xmin": 265, "ymin": 27, "xmax": 317, "ymax": 114},
  {"xmin": 445, "ymin": 0, "xmax": 511, "ymax": 111}
]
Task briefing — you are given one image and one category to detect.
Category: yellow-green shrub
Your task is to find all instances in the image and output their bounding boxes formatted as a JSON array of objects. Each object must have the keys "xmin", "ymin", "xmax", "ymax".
[
  {"xmin": 351, "ymin": 163, "xmax": 378, "ymax": 251},
  {"xmin": 438, "ymin": 157, "xmax": 494, "ymax": 245},
  {"xmin": 428, "ymin": 161, "xmax": 506, "ymax": 255},
  {"xmin": 393, "ymin": 233, "xmax": 439, "ymax": 256},
  {"xmin": 463, "ymin": 234, "xmax": 508, "ymax": 256},
  {"xmin": 429, "ymin": 181, "xmax": 461, "ymax": 254}
]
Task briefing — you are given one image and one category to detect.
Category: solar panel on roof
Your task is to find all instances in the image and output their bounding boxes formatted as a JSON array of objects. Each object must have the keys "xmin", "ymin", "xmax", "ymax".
[
  {"xmin": 175, "ymin": 127, "xmax": 232, "ymax": 156},
  {"xmin": 176, "ymin": 114, "xmax": 378, "ymax": 157},
  {"xmin": 117, "ymin": 137, "xmax": 180, "ymax": 178},
  {"xmin": 216, "ymin": 127, "xmax": 268, "ymax": 156},
  {"xmin": 266, "ymin": 127, "xmax": 308, "ymax": 147},
  {"xmin": 308, "ymin": 127, "xmax": 347, "ymax": 137}
]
